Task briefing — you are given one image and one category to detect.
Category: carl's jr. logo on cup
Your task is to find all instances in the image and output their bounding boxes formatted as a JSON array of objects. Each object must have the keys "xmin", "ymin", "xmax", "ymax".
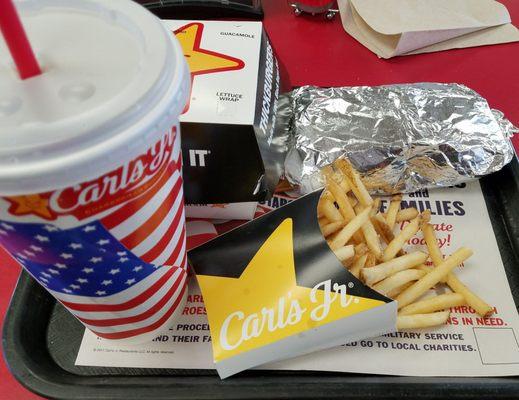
[{"xmin": 5, "ymin": 131, "xmax": 176, "ymax": 221}]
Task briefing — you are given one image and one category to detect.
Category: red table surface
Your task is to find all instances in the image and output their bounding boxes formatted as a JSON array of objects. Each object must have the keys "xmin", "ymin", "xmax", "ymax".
[{"xmin": 1, "ymin": 1, "xmax": 519, "ymax": 398}]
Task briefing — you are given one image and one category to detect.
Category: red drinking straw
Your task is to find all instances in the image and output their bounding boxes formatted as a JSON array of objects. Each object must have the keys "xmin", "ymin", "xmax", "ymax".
[{"xmin": 0, "ymin": 0, "xmax": 42, "ymax": 79}]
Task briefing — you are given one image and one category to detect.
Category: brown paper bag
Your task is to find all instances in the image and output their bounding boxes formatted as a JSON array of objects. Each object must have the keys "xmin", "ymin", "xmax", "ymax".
[{"xmin": 338, "ymin": 0, "xmax": 519, "ymax": 58}]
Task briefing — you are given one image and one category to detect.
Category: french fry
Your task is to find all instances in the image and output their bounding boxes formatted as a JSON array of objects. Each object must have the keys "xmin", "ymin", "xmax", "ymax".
[
  {"xmin": 352, "ymin": 243, "xmax": 368, "ymax": 266},
  {"xmin": 321, "ymin": 221, "xmax": 345, "ymax": 237},
  {"xmin": 321, "ymin": 165, "xmax": 334, "ymax": 179},
  {"xmin": 397, "ymin": 311, "xmax": 450, "ymax": 330},
  {"xmin": 335, "ymin": 173, "xmax": 352, "ymax": 193},
  {"xmin": 350, "ymin": 254, "xmax": 368, "ymax": 279},
  {"xmin": 415, "ymin": 264, "xmax": 433, "ymax": 273},
  {"xmin": 385, "ymin": 195, "xmax": 402, "ymax": 230},
  {"xmin": 422, "ymin": 222, "xmax": 493, "ymax": 317},
  {"xmin": 364, "ymin": 252, "xmax": 377, "ymax": 268},
  {"xmin": 336, "ymin": 159, "xmax": 373, "ymax": 206},
  {"xmin": 327, "ymin": 178, "xmax": 365, "ymax": 243},
  {"xmin": 396, "ymin": 207, "xmax": 419, "ymax": 222},
  {"xmin": 372, "ymin": 214, "xmax": 405, "ymax": 259},
  {"xmin": 361, "ymin": 251, "xmax": 428, "ymax": 286},
  {"xmin": 361, "ymin": 221, "xmax": 383, "ymax": 260},
  {"xmin": 327, "ymin": 178, "xmax": 356, "ymax": 222},
  {"xmin": 421, "ymin": 222, "xmax": 447, "ymax": 283},
  {"xmin": 371, "ymin": 198, "xmax": 381, "ymax": 216},
  {"xmin": 330, "ymin": 206, "xmax": 372, "ymax": 251},
  {"xmin": 421, "ymin": 209, "xmax": 432, "ymax": 224},
  {"xmin": 396, "ymin": 247, "xmax": 473, "ymax": 309},
  {"xmin": 318, "ymin": 216, "xmax": 330, "ymax": 226},
  {"xmin": 351, "ymin": 174, "xmax": 373, "ymax": 207},
  {"xmin": 422, "ymin": 223, "xmax": 444, "ymax": 267},
  {"xmin": 333, "ymin": 245, "xmax": 355, "ymax": 262},
  {"xmin": 343, "ymin": 259, "xmax": 354, "ymax": 268},
  {"xmin": 327, "ymin": 230, "xmax": 341, "ymax": 246},
  {"xmin": 355, "ymin": 205, "xmax": 382, "ymax": 259},
  {"xmin": 373, "ymin": 269, "xmax": 427, "ymax": 297},
  {"xmin": 320, "ymin": 190, "xmax": 334, "ymax": 202},
  {"xmin": 354, "ymin": 243, "xmax": 368, "ymax": 258},
  {"xmin": 372, "ymin": 214, "xmax": 406, "ymax": 257},
  {"xmin": 318, "ymin": 198, "xmax": 343, "ymax": 223},
  {"xmin": 348, "ymin": 196, "xmax": 358, "ymax": 209},
  {"xmin": 399, "ymin": 293, "xmax": 465, "ymax": 316},
  {"xmin": 371, "ymin": 214, "xmax": 394, "ymax": 245},
  {"xmin": 382, "ymin": 216, "xmax": 420, "ymax": 262},
  {"xmin": 339, "ymin": 175, "xmax": 351, "ymax": 193},
  {"xmin": 386, "ymin": 282, "xmax": 414, "ymax": 298},
  {"xmin": 446, "ymin": 275, "xmax": 494, "ymax": 317}
]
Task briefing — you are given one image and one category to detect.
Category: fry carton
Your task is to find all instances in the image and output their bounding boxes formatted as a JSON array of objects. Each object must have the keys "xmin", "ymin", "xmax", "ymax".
[{"xmin": 189, "ymin": 190, "xmax": 397, "ymax": 378}]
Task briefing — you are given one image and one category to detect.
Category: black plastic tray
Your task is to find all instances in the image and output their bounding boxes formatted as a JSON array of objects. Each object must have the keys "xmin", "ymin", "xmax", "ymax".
[
  {"xmin": 3, "ymin": 156, "xmax": 519, "ymax": 400},
  {"xmin": 133, "ymin": 1, "xmax": 264, "ymax": 20}
]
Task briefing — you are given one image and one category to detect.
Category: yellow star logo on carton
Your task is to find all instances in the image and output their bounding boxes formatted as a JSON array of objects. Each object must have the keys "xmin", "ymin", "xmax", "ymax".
[
  {"xmin": 174, "ymin": 22, "xmax": 245, "ymax": 77},
  {"xmin": 197, "ymin": 218, "xmax": 385, "ymax": 362}
]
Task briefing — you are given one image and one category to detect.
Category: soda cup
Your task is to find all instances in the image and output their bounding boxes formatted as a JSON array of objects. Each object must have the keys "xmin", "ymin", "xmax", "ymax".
[{"xmin": 0, "ymin": 0, "xmax": 190, "ymax": 342}]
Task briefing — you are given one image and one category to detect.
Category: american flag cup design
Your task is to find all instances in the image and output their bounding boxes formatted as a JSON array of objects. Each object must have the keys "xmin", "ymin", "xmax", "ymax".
[{"xmin": 0, "ymin": 128, "xmax": 188, "ymax": 341}]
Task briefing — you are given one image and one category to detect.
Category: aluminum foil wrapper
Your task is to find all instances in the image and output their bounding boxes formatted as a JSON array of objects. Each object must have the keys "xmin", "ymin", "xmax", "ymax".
[{"xmin": 285, "ymin": 83, "xmax": 518, "ymax": 194}]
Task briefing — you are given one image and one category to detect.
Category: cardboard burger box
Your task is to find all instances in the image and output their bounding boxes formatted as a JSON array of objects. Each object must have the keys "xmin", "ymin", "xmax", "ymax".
[{"xmin": 163, "ymin": 20, "xmax": 290, "ymax": 208}]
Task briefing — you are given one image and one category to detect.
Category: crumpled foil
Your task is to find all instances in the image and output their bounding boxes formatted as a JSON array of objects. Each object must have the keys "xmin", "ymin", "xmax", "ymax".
[{"xmin": 284, "ymin": 83, "xmax": 518, "ymax": 194}]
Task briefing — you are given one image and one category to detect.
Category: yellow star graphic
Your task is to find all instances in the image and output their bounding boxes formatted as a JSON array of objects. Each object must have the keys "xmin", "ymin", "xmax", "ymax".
[
  {"xmin": 174, "ymin": 22, "xmax": 244, "ymax": 77},
  {"xmin": 6, "ymin": 194, "xmax": 53, "ymax": 219},
  {"xmin": 197, "ymin": 218, "xmax": 385, "ymax": 363}
]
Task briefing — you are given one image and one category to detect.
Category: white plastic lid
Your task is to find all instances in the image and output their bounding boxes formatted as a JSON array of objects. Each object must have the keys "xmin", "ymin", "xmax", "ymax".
[{"xmin": 0, "ymin": 0, "xmax": 189, "ymax": 195}]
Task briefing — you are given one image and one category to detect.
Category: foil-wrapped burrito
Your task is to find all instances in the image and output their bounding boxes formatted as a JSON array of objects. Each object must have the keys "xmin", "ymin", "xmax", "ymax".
[{"xmin": 284, "ymin": 83, "xmax": 517, "ymax": 194}]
